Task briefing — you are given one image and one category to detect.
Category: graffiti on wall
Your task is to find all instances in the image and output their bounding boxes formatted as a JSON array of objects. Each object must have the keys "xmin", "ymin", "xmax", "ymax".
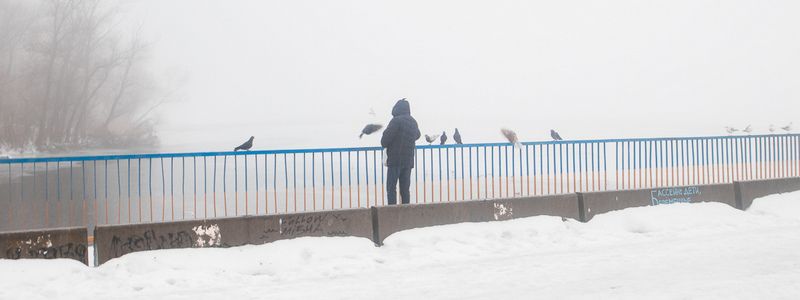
[
  {"xmin": 4, "ymin": 234, "xmax": 87, "ymax": 262},
  {"xmin": 258, "ymin": 213, "xmax": 351, "ymax": 241},
  {"xmin": 650, "ymin": 186, "xmax": 701, "ymax": 205}
]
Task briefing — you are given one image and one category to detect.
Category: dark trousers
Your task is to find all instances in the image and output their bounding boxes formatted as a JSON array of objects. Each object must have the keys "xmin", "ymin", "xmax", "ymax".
[{"xmin": 386, "ymin": 166, "xmax": 412, "ymax": 205}]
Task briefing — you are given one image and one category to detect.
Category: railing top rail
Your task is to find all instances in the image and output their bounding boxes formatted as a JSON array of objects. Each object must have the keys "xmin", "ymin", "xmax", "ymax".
[{"xmin": 1, "ymin": 133, "xmax": 798, "ymax": 164}]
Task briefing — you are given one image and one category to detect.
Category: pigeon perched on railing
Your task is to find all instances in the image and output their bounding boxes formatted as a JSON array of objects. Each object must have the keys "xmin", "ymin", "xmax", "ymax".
[
  {"xmin": 782, "ymin": 122, "xmax": 793, "ymax": 132},
  {"xmin": 424, "ymin": 134, "xmax": 440, "ymax": 145},
  {"xmin": 501, "ymin": 128, "xmax": 522, "ymax": 150},
  {"xmin": 550, "ymin": 129, "xmax": 563, "ymax": 141},
  {"xmin": 743, "ymin": 125, "xmax": 752, "ymax": 134},
  {"xmin": 453, "ymin": 128, "xmax": 463, "ymax": 144},
  {"xmin": 359, "ymin": 124, "xmax": 383, "ymax": 138},
  {"xmin": 440, "ymin": 131, "xmax": 448, "ymax": 145},
  {"xmin": 725, "ymin": 127, "xmax": 739, "ymax": 134},
  {"xmin": 234, "ymin": 136, "xmax": 254, "ymax": 151}
]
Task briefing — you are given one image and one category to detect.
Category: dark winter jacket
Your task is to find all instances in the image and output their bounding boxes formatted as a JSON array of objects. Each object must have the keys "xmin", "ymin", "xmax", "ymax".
[{"xmin": 381, "ymin": 100, "xmax": 421, "ymax": 168}]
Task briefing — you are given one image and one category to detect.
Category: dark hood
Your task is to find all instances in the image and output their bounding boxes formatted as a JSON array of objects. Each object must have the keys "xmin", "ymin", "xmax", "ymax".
[{"xmin": 391, "ymin": 99, "xmax": 411, "ymax": 117}]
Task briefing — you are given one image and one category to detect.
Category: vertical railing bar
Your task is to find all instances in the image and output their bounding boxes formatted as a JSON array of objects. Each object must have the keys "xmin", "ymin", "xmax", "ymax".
[
  {"xmin": 160, "ymin": 158, "xmax": 165, "ymax": 222},
  {"xmin": 484, "ymin": 146, "xmax": 489, "ymax": 199},
  {"xmin": 293, "ymin": 153, "xmax": 297, "ymax": 212},
  {"xmin": 147, "ymin": 159, "xmax": 152, "ymax": 222},
  {"xmin": 558, "ymin": 143, "xmax": 563, "ymax": 194},
  {"xmin": 603, "ymin": 143, "xmax": 608, "ymax": 190},
  {"xmin": 233, "ymin": 156, "xmax": 237, "ymax": 216},
  {"xmin": 423, "ymin": 149, "xmax": 427, "ymax": 203},
  {"xmin": 170, "ymin": 158, "xmax": 174, "ymax": 221},
  {"xmin": 347, "ymin": 152, "xmax": 351, "ymax": 208},
  {"xmin": 448, "ymin": 148, "xmax": 453, "ymax": 201},
  {"xmin": 137, "ymin": 159, "xmax": 141, "ymax": 223},
  {"xmin": 274, "ymin": 154, "xmax": 278, "ymax": 213},
  {"xmin": 381, "ymin": 150, "xmax": 385, "ymax": 205},
  {"xmin": 321, "ymin": 152, "xmax": 326, "ymax": 210},
  {"xmin": 115, "ymin": 160, "xmax": 121, "ymax": 224},
  {"xmin": 44, "ymin": 162, "xmax": 49, "ymax": 227},
  {"xmin": 415, "ymin": 149, "xmax": 419, "ymax": 204},
  {"xmin": 255, "ymin": 155, "xmax": 259, "ymax": 214},
  {"xmin": 265, "ymin": 154, "xmax": 269, "ymax": 214},
  {"xmin": 223, "ymin": 156, "xmax": 227, "ymax": 216},
  {"xmin": 464, "ymin": 147, "xmax": 468, "ymax": 201},
  {"xmin": 8, "ymin": 163, "xmax": 13, "ymax": 228},
  {"xmin": 440, "ymin": 148, "xmax": 444, "ymax": 202},
  {"xmin": 374, "ymin": 150, "xmax": 378, "ymax": 206},
  {"xmin": 545, "ymin": 144, "xmax": 550, "ymax": 195},
  {"xmin": 356, "ymin": 151, "xmax": 360, "ymax": 207},
  {"xmin": 181, "ymin": 157, "xmax": 185, "ymax": 220},
  {"xmin": 339, "ymin": 152, "xmax": 343, "ymax": 209}
]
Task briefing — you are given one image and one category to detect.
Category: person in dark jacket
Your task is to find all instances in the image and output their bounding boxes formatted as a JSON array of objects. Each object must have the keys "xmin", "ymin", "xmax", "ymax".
[{"xmin": 381, "ymin": 99, "xmax": 421, "ymax": 205}]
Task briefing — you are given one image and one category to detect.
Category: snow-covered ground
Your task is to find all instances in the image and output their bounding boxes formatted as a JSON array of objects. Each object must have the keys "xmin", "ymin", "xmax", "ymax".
[{"xmin": 2, "ymin": 192, "xmax": 800, "ymax": 299}]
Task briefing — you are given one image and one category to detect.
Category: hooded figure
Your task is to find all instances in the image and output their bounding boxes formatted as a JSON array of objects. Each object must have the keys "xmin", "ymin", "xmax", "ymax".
[{"xmin": 381, "ymin": 99, "xmax": 421, "ymax": 205}]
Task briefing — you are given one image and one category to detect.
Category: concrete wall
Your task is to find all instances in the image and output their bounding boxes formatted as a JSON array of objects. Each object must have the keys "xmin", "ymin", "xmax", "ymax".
[
  {"xmin": 1, "ymin": 227, "xmax": 88, "ymax": 264},
  {"xmin": 10, "ymin": 177, "xmax": 800, "ymax": 265},
  {"xmin": 579, "ymin": 183, "xmax": 736, "ymax": 221},
  {"xmin": 95, "ymin": 208, "xmax": 373, "ymax": 264},
  {"xmin": 373, "ymin": 194, "xmax": 579, "ymax": 244},
  {"xmin": 735, "ymin": 177, "xmax": 800, "ymax": 210}
]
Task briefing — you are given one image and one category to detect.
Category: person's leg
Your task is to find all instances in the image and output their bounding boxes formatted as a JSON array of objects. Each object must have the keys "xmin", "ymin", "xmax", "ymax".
[
  {"xmin": 386, "ymin": 166, "xmax": 400, "ymax": 205},
  {"xmin": 398, "ymin": 166, "xmax": 412, "ymax": 204}
]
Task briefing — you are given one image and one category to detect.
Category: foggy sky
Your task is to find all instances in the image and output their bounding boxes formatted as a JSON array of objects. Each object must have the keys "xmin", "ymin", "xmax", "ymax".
[{"xmin": 125, "ymin": 0, "xmax": 800, "ymax": 152}]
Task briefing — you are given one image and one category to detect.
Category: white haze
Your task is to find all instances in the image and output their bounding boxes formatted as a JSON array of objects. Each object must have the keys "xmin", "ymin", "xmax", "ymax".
[{"xmin": 122, "ymin": 0, "xmax": 800, "ymax": 153}]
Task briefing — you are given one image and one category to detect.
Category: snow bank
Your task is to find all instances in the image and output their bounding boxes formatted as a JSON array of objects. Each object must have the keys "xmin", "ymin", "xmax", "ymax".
[{"xmin": 1, "ymin": 191, "xmax": 799, "ymax": 299}]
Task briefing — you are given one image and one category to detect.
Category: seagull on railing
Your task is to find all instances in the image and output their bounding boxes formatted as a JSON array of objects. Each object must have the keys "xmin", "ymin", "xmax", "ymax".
[
  {"xmin": 453, "ymin": 128, "xmax": 463, "ymax": 144},
  {"xmin": 782, "ymin": 122, "xmax": 793, "ymax": 132},
  {"xmin": 742, "ymin": 125, "xmax": 752, "ymax": 134},
  {"xmin": 550, "ymin": 129, "xmax": 563, "ymax": 141},
  {"xmin": 424, "ymin": 134, "xmax": 440, "ymax": 145},
  {"xmin": 234, "ymin": 136, "xmax": 254, "ymax": 151},
  {"xmin": 359, "ymin": 124, "xmax": 383, "ymax": 138},
  {"xmin": 440, "ymin": 131, "xmax": 448, "ymax": 145},
  {"xmin": 501, "ymin": 128, "xmax": 522, "ymax": 150},
  {"xmin": 725, "ymin": 127, "xmax": 739, "ymax": 134}
]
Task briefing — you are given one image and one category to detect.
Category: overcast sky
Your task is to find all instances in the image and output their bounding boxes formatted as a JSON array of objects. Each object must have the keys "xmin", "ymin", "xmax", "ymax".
[{"xmin": 123, "ymin": 0, "xmax": 800, "ymax": 152}]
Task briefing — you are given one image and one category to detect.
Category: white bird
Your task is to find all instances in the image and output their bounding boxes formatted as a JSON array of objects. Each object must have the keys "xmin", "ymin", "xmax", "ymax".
[
  {"xmin": 501, "ymin": 128, "xmax": 523, "ymax": 150},
  {"xmin": 742, "ymin": 125, "xmax": 752, "ymax": 134},
  {"xmin": 769, "ymin": 124, "xmax": 776, "ymax": 133},
  {"xmin": 424, "ymin": 134, "xmax": 440, "ymax": 145},
  {"xmin": 781, "ymin": 122, "xmax": 793, "ymax": 132},
  {"xmin": 725, "ymin": 127, "xmax": 739, "ymax": 134}
]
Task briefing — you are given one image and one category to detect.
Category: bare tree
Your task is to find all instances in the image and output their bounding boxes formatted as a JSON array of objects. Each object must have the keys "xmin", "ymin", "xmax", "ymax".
[{"xmin": 0, "ymin": 0, "xmax": 162, "ymax": 152}]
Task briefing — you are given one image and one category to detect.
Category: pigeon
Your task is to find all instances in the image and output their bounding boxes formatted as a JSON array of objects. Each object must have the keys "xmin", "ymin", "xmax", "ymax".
[
  {"xmin": 453, "ymin": 128, "xmax": 463, "ymax": 144},
  {"xmin": 550, "ymin": 129, "xmax": 563, "ymax": 141},
  {"xmin": 725, "ymin": 127, "xmax": 739, "ymax": 134},
  {"xmin": 501, "ymin": 128, "xmax": 522, "ymax": 150},
  {"xmin": 782, "ymin": 122, "xmax": 793, "ymax": 132},
  {"xmin": 769, "ymin": 124, "xmax": 776, "ymax": 133},
  {"xmin": 234, "ymin": 136, "xmax": 254, "ymax": 151},
  {"xmin": 440, "ymin": 131, "xmax": 448, "ymax": 145},
  {"xmin": 424, "ymin": 134, "xmax": 440, "ymax": 145},
  {"xmin": 742, "ymin": 125, "xmax": 752, "ymax": 134},
  {"xmin": 359, "ymin": 124, "xmax": 383, "ymax": 138}
]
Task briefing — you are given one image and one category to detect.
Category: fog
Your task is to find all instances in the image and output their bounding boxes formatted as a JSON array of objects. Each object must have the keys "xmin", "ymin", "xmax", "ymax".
[{"xmin": 127, "ymin": 0, "xmax": 799, "ymax": 152}]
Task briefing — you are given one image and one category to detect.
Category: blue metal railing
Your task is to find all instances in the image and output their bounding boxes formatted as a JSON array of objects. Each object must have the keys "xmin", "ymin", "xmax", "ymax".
[{"xmin": 1, "ymin": 134, "xmax": 799, "ymax": 232}]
